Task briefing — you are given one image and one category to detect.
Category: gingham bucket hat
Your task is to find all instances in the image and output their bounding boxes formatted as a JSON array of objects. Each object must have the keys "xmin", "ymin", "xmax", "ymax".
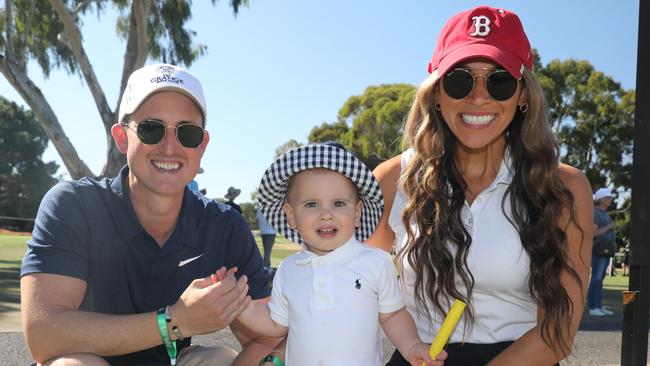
[{"xmin": 257, "ymin": 143, "xmax": 384, "ymax": 245}]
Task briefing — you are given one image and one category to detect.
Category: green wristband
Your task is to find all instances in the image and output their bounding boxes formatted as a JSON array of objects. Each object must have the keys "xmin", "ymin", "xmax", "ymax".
[
  {"xmin": 259, "ymin": 353, "xmax": 284, "ymax": 366},
  {"xmin": 157, "ymin": 307, "xmax": 177, "ymax": 366}
]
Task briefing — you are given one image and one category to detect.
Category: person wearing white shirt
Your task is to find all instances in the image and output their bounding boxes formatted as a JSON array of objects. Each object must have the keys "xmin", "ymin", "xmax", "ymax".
[
  {"xmin": 367, "ymin": 6, "xmax": 593, "ymax": 366},
  {"xmin": 257, "ymin": 207, "xmax": 277, "ymax": 271},
  {"xmin": 222, "ymin": 143, "xmax": 446, "ymax": 366}
]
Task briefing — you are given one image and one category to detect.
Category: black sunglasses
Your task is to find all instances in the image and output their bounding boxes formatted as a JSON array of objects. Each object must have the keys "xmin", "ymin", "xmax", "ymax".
[
  {"xmin": 122, "ymin": 119, "xmax": 204, "ymax": 148},
  {"xmin": 442, "ymin": 68, "xmax": 519, "ymax": 101}
]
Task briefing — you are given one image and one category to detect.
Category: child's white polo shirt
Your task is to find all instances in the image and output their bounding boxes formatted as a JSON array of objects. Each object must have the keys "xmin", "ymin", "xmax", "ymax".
[{"xmin": 268, "ymin": 238, "xmax": 404, "ymax": 365}]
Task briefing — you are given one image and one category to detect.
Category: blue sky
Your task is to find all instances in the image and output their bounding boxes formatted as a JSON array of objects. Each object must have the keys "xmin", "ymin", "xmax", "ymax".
[{"xmin": 0, "ymin": 0, "xmax": 640, "ymax": 203}]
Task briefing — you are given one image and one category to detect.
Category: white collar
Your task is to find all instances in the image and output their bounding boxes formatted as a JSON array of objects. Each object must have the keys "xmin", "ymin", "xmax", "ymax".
[
  {"xmin": 489, "ymin": 154, "xmax": 514, "ymax": 188},
  {"xmin": 294, "ymin": 237, "xmax": 362, "ymax": 266}
]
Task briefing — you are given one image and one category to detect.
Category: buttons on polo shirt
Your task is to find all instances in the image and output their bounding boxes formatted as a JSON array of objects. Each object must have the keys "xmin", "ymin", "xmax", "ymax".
[{"xmin": 312, "ymin": 261, "xmax": 335, "ymax": 310}]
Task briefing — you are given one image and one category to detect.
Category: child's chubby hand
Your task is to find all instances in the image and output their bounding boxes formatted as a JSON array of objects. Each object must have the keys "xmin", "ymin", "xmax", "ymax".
[
  {"xmin": 210, "ymin": 266, "xmax": 238, "ymax": 284},
  {"xmin": 406, "ymin": 342, "xmax": 447, "ymax": 366}
]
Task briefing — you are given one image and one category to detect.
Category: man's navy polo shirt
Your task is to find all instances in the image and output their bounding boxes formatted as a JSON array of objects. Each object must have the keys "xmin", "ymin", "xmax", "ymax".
[{"xmin": 22, "ymin": 166, "xmax": 270, "ymax": 365}]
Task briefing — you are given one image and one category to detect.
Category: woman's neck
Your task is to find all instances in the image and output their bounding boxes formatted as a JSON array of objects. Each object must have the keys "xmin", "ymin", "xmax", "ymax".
[
  {"xmin": 456, "ymin": 140, "xmax": 505, "ymax": 204},
  {"xmin": 457, "ymin": 134, "xmax": 505, "ymax": 168}
]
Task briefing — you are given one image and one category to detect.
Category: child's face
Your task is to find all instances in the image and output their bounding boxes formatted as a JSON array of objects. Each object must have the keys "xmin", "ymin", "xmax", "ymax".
[{"xmin": 283, "ymin": 169, "xmax": 362, "ymax": 255}]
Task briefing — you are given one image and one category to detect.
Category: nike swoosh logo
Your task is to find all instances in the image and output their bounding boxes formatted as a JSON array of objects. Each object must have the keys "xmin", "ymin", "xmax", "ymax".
[{"xmin": 178, "ymin": 254, "xmax": 205, "ymax": 267}]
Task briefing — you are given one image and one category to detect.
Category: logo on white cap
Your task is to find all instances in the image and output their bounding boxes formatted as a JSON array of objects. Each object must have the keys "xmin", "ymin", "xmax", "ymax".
[
  {"xmin": 150, "ymin": 65, "xmax": 185, "ymax": 86},
  {"xmin": 158, "ymin": 65, "xmax": 176, "ymax": 74},
  {"xmin": 470, "ymin": 15, "xmax": 491, "ymax": 37}
]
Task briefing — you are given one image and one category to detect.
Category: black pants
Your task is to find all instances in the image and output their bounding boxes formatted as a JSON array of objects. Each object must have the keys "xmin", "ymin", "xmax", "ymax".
[{"xmin": 386, "ymin": 341, "xmax": 560, "ymax": 366}]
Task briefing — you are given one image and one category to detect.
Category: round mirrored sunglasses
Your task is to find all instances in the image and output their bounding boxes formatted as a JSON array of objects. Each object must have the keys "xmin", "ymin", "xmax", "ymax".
[
  {"xmin": 122, "ymin": 119, "xmax": 204, "ymax": 148},
  {"xmin": 442, "ymin": 68, "xmax": 519, "ymax": 101}
]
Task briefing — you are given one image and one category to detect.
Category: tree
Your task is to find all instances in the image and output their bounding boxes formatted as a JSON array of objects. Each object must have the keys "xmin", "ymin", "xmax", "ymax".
[
  {"xmin": 240, "ymin": 202, "xmax": 257, "ymax": 230},
  {"xmin": 533, "ymin": 54, "xmax": 635, "ymax": 248},
  {"xmin": 0, "ymin": 96, "xmax": 58, "ymax": 226},
  {"xmin": 308, "ymin": 120, "xmax": 349, "ymax": 145},
  {"xmin": 274, "ymin": 139, "xmax": 303, "ymax": 158},
  {"xmin": 534, "ymin": 52, "xmax": 635, "ymax": 191},
  {"xmin": 307, "ymin": 84, "xmax": 415, "ymax": 169},
  {"xmin": 0, "ymin": 0, "xmax": 247, "ymax": 180}
]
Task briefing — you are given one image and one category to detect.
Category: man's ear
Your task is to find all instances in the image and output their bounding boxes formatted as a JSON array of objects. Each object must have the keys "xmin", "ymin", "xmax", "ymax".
[
  {"xmin": 282, "ymin": 202, "xmax": 296, "ymax": 229},
  {"xmin": 198, "ymin": 130, "xmax": 210, "ymax": 156},
  {"xmin": 111, "ymin": 123, "xmax": 128, "ymax": 154}
]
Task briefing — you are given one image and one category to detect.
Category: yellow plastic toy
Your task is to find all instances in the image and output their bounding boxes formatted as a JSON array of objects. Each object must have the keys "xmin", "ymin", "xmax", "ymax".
[{"xmin": 422, "ymin": 299, "xmax": 467, "ymax": 365}]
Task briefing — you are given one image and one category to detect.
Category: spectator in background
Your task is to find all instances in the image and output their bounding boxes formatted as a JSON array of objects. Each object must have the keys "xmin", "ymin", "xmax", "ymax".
[
  {"xmin": 256, "ymin": 207, "xmax": 276, "ymax": 271},
  {"xmin": 224, "ymin": 186, "xmax": 242, "ymax": 213},
  {"xmin": 588, "ymin": 187, "xmax": 617, "ymax": 316}
]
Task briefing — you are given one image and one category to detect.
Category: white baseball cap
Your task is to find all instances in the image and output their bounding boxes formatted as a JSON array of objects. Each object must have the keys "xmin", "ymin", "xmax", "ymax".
[
  {"xmin": 118, "ymin": 63, "xmax": 207, "ymax": 124},
  {"xmin": 594, "ymin": 188, "xmax": 616, "ymax": 201}
]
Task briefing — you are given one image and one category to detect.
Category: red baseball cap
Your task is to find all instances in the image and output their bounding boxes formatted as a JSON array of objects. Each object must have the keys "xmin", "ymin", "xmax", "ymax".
[{"xmin": 428, "ymin": 6, "xmax": 533, "ymax": 79}]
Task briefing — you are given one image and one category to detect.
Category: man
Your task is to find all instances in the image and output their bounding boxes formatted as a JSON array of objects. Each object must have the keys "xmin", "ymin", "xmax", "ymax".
[
  {"xmin": 587, "ymin": 187, "xmax": 617, "ymax": 317},
  {"xmin": 224, "ymin": 187, "xmax": 242, "ymax": 213},
  {"xmin": 255, "ymin": 207, "xmax": 276, "ymax": 272},
  {"xmin": 21, "ymin": 64, "xmax": 277, "ymax": 365}
]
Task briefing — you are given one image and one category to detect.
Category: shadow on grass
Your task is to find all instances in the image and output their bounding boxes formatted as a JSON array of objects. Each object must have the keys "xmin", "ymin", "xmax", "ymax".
[
  {"xmin": 0, "ymin": 260, "xmax": 21, "ymax": 313},
  {"xmin": 579, "ymin": 287, "xmax": 626, "ymax": 331}
]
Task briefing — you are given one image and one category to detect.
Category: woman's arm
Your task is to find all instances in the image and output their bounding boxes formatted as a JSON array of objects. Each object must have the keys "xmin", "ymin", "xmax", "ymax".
[
  {"xmin": 487, "ymin": 164, "xmax": 594, "ymax": 365},
  {"xmin": 365, "ymin": 155, "xmax": 402, "ymax": 252}
]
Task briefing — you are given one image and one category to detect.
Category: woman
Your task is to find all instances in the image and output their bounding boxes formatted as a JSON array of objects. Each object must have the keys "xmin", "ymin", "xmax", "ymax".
[{"xmin": 367, "ymin": 6, "xmax": 593, "ymax": 366}]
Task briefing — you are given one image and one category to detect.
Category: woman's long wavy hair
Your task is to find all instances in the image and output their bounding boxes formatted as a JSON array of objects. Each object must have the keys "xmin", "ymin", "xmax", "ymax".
[{"xmin": 399, "ymin": 67, "xmax": 584, "ymax": 354}]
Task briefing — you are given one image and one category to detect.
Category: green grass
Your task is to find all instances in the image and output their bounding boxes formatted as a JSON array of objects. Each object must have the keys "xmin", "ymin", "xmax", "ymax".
[
  {"xmin": 0, "ymin": 235, "xmax": 28, "ymax": 308},
  {"xmin": 253, "ymin": 235, "xmax": 301, "ymax": 268},
  {"xmin": 603, "ymin": 274, "xmax": 630, "ymax": 290},
  {"xmin": 0, "ymin": 235, "xmax": 29, "ymax": 265}
]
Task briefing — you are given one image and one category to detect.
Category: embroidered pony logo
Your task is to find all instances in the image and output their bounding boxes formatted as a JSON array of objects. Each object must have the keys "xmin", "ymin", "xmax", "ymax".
[{"xmin": 355, "ymin": 278, "xmax": 361, "ymax": 289}]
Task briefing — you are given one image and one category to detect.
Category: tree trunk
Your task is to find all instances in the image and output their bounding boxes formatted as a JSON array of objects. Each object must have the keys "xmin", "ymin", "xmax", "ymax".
[
  {"xmin": 101, "ymin": 0, "xmax": 152, "ymax": 178},
  {"xmin": 0, "ymin": 56, "xmax": 93, "ymax": 179},
  {"xmin": 50, "ymin": 0, "xmax": 127, "ymax": 178}
]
